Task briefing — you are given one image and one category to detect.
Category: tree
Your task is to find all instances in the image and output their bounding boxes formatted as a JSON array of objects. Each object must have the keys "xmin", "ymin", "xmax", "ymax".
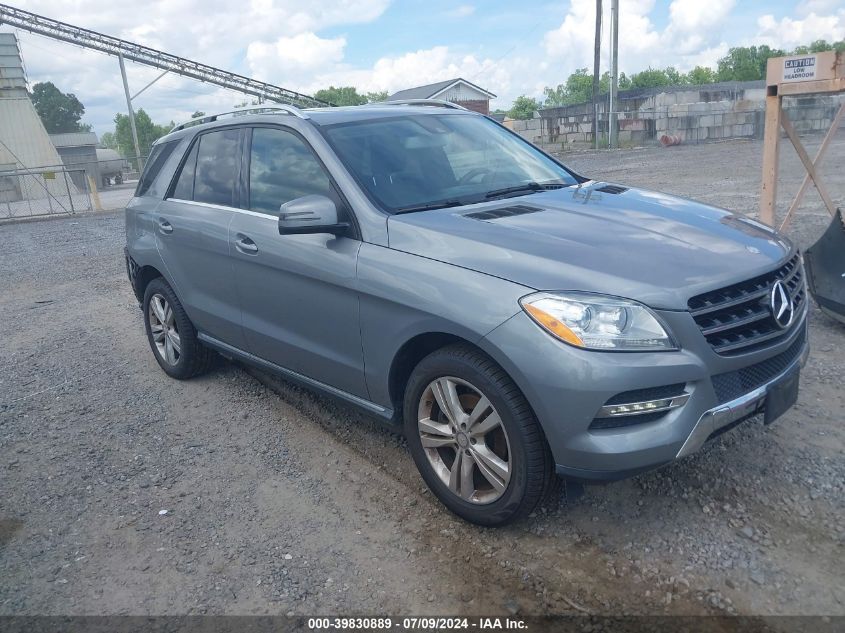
[
  {"xmin": 508, "ymin": 95, "xmax": 539, "ymax": 120},
  {"xmin": 314, "ymin": 86, "xmax": 368, "ymax": 106},
  {"xmin": 29, "ymin": 81, "xmax": 87, "ymax": 133},
  {"xmin": 191, "ymin": 111, "xmax": 206, "ymax": 119},
  {"xmin": 99, "ymin": 132, "xmax": 117, "ymax": 149},
  {"xmin": 113, "ymin": 109, "xmax": 171, "ymax": 158},
  {"xmin": 685, "ymin": 66, "xmax": 718, "ymax": 85},
  {"xmin": 717, "ymin": 45, "xmax": 785, "ymax": 81},
  {"xmin": 543, "ymin": 68, "xmax": 593, "ymax": 107},
  {"xmin": 366, "ymin": 90, "xmax": 389, "ymax": 103},
  {"xmin": 664, "ymin": 67, "xmax": 686, "ymax": 85},
  {"xmin": 630, "ymin": 67, "xmax": 672, "ymax": 89}
]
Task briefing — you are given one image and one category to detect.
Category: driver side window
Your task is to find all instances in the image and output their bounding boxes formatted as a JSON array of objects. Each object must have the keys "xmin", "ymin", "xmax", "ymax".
[{"xmin": 248, "ymin": 127, "xmax": 333, "ymax": 216}]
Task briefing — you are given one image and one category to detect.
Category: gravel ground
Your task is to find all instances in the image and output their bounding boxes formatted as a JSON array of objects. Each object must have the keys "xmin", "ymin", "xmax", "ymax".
[{"xmin": 0, "ymin": 136, "xmax": 843, "ymax": 617}]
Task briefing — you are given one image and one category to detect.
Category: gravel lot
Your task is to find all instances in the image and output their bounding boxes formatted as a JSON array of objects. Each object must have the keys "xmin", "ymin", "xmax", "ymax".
[{"xmin": 1, "ymin": 136, "xmax": 843, "ymax": 617}]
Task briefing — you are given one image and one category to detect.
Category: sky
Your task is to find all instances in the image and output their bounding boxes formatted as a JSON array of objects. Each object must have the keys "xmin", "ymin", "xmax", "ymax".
[{"xmin": 3, "ymin": 0, "xmax": 844, "ymax": 137}]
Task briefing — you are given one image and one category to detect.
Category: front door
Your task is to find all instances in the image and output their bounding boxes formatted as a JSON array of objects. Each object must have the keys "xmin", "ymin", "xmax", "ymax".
[{"xmin": 229, "ymin": 126, "xmax": 366, "ymax": 397}]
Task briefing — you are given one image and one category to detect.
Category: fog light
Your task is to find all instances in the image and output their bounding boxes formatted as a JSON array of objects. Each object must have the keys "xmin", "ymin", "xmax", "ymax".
[{"xmin": 596, "ymin": 393, "xmax": 690, "ymax": 418}]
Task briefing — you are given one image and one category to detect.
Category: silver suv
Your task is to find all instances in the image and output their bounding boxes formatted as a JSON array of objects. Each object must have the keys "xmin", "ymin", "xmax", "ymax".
[{"xmin": 125, "ymin": 102, "xmax": 808, "ymax": 525}]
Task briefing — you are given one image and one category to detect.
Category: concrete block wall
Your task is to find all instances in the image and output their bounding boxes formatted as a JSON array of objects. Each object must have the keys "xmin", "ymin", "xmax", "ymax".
[{"xmin": 515, "ymin": 83, "xmax": 843, "ymax": 150}]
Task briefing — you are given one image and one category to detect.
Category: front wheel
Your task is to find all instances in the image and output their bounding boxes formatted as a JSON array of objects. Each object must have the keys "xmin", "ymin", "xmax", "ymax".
[{"xmin": 404, "ymin": 345, "xmax": 554, "ymax": 526}]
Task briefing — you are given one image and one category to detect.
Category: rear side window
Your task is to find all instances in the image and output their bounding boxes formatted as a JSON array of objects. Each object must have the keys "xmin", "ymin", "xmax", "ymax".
[
  {"xmin": 172, "ymin": 143, "xmax": 198, "ymax": 200},
  {"xmin": 136, "ymin": 140, "xmax": 179, "ymax": 197},
  {"xmin": 248, "ymin": 127, "xmax": 332, "ymax": 215},
  {"xmin": 169, "ymin": 129, "xmax": 241, "ymax": 207}
]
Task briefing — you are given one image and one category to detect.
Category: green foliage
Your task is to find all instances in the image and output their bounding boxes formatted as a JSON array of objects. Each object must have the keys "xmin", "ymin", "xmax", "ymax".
[
  {"xmin": 542, "ymin": 68, "xmax": 632, "ymax": 107},
  {"xmin": 113, "ymin": 109, "xmax": 171, "ymax": 158},
  {"xmin": 99, "ymin": 132, "xmax": 117, "ymax": 149},
  {"xmin": 29, "ymin": 81, "xmax": 87, "ymax": 134},
  {"xmin": 534, "ymin": 39, "xmax": 844, "ymax": 112},
  {"xmin": 508, "ymin": 95, "xmax": 540, "ymax": 120},
  {"xmin": 366, "ymin": 90, "xmax": 389, "ymax": 103},
  {"xmin": 314, "ymin": 86, "xmax": 369, "ymax": 106},
  {"xmin": 630, "ymin": 67, "xmax": 673, "ymax": 89},
  {"xmin": 716, "ymin": 45, "xmax": 786, "ymax": 81},
  {"xmin": 191, "ymin": 111, "xmax": 206, "ymax": 119},
  {"xmin": 685, "ymin": 66, "xmax": 718, "ymax": 85}
]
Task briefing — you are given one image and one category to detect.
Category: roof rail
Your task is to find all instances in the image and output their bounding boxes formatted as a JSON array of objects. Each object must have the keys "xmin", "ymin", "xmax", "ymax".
[
  {"xmin": 171, "ymin": 105, "xmax": 310, "ymax": 132},
  {"xmin": 378, "ymin": 99, "xmax": 469, "ymax": 111}
]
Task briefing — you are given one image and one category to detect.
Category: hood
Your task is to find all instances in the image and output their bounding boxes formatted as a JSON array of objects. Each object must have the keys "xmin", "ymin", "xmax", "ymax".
[{"xmin": 386, "ymin": 183, "xmax": 793, "ymax": 310}]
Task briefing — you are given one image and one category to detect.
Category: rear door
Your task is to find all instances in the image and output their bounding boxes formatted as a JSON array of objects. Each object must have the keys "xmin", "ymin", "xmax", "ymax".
[
  {"xmin": 155, "ymin": 127, "xmax": 246, "ymax": 349},
  {"xmin": 229, "ymin": 125, "xmax": 366, "ymax": 397}
]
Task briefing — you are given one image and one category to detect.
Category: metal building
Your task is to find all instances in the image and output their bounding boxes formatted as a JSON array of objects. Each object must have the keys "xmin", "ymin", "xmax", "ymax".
[{"xmin": 0, "ymin": 32, "xmax": 78, "ymax": 203}]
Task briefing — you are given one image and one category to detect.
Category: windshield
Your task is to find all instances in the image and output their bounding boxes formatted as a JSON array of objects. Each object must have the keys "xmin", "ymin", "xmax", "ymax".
[{"xmin": 320, "ymin": 113, "xmax": 579, "ymax": 213}]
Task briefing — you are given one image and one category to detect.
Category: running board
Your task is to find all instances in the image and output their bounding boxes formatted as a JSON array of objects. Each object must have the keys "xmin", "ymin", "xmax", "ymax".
[{"xmin": 197, "ymin": 333, "xmax": 395, "ymax": 422}]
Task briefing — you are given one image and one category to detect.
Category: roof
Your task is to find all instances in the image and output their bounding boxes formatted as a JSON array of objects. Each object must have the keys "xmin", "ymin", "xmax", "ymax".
[
  {"xmin": 50, "ymin": 132, "xmax": 99, "ymax": 148},
  {"xmin": 156, "ymin": 104, "xmax": 479, "ymax": 144},
  {"xmin": 388, "ymin": 78, "xmax": 496, "ymax": 101}
]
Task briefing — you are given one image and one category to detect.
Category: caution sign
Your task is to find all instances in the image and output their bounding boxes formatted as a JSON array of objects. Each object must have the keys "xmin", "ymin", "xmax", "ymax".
[{"xmin": 783, "ymin": 56, "xmax": 817, "ymax": 82}]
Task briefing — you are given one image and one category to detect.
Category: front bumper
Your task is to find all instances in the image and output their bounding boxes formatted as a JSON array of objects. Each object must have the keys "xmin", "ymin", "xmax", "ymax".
[{"xmin": 480, "ymin": 308, "xmax": 809, "ymax": 482}]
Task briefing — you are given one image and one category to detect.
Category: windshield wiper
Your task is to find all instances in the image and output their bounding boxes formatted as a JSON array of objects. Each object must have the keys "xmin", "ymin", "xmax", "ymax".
[
  {"xmin": 482, "ymin": 181, "xmax": 577, "ymax": 200},
  {"xmin": 394, "ymin": 200, "xmax": 463, "ymax": 214}
]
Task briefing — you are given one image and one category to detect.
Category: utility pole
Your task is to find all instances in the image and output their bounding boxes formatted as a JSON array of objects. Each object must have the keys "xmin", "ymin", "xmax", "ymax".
[
  {"xmin": 592, "ymin": 0, "xmax": 602, "ymax": 149},
  {"xmin": 609, "ymin": 0, "xmax": 619, "ymax": 149},
  {"xmin": 118, "ymin": 52, "xmax": 143, "ymax": 171}
]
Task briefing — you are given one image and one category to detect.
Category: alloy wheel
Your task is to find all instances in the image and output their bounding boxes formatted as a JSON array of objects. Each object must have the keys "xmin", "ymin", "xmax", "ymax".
[
  {"xmin": 148, "ymin": 293, "xmax": 181, "ymax": 366},
  {"xmin": 417, "ymin": 376, "xmax": 512, "ymax": 504}
]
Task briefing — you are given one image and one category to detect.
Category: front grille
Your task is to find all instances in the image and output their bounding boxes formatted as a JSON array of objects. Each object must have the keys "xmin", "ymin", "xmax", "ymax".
[
  {"xmin": 711, "ymin": 325, "xmax": 806, "ymax": 404},
  {"xmin": 688, "ymin": 254, "xmax": 806, "ymax": 355}
]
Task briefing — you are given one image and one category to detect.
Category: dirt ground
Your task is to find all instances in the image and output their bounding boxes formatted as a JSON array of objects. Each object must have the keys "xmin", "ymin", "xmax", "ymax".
[{"xmin": 1, "ymin": 135, "xmax": 843, "ymax": 617}]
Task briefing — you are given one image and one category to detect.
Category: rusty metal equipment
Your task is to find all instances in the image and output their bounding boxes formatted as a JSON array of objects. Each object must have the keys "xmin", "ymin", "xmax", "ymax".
[{"xmin": 759, "ymin": 51, "xmax": 845, "ymax": 322}]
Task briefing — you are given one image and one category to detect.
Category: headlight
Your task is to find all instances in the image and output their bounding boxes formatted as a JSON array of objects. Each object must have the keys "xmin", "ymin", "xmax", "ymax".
[{"xmin": 519, "ymin": 292, "xmax": 677, "ymax": 351}]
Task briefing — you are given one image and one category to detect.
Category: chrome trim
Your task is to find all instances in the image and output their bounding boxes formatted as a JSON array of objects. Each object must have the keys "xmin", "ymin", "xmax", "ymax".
[
  {"xmin": 171, "ymin": 105, "xmax": 309, "ymax": 131},
  {"xmin": 596, "ymin": 393, "xmax": 691, "ymax": 418},
  {"xmin": 379, "ymin": 99, "xmax": 469, "ymax": 111},
  {"xmin": 676, "ymin": 337, "xmax": 809, "ymax": 459},
  {"xmin": 167, "ymin": 198, "xmax": 276, "ymax": 219},
  {"xmin": 197, "ymin": 333, "xmax": 391, "ymax": 417}
]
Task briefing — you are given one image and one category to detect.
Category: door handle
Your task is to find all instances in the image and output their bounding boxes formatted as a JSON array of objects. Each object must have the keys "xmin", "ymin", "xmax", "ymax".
[
  {"xmin": 235, "ymin": 234, "xmax": 259, "ymax": 254},
  {"xmin": 158, "ymin": 218, "xmax": 173, "ymax": 234}
]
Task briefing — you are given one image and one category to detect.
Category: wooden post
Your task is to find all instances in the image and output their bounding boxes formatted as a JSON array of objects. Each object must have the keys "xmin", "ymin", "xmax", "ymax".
[
  {"xmin": 759, "ymin": 50, "xmax": 844, "ymax": 228},
  {"xmin": 759, "ymin": 92, "xmax": 781, "ymax": 226},
  {"xmin": 87, "ymin": 175, "xmax": 103, "ymax": 211}
]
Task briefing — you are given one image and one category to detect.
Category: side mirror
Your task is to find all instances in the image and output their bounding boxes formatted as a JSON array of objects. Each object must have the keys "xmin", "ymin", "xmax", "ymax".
[{"xmin": 278, "ymin": 195, "xmax": 349, "ymax": 236}]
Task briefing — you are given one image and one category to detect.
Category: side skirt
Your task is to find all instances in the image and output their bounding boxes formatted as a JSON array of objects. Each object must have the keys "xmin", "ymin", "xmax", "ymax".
[{"xmin": 197, "ymin": 332, "xmax": 397, "ymax": 425}]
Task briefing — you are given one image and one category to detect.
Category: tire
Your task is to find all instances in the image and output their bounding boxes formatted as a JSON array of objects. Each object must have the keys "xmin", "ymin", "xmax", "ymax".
[
  {"xmin": 404, "ymin": 344, "xmax": 554, "ymax": 526},
  {"xmin": 142, "ymin": 277, "xmax": 215, "ymax": 379}
]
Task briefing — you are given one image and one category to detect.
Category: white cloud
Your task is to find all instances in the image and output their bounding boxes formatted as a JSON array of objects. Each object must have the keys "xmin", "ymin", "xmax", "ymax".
[
  {"xmin": 247, "ymin": 33, "xmax": 346, "ymax": 77},
  {"xmin": 541, "ymin": 0, "xmax": 743, "ymax": 76},
  {"xmin": 755, "ymin": 10, "xmax": 845, "ymax": 49}
]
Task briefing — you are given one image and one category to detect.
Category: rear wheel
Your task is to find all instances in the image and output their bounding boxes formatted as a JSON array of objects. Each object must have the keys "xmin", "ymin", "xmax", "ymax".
[
  {"xmin": 404, "ymin": 344, "xmax": 554, "ymax": 526},
  {"xmin": 143, "ymin": 278, "xmax": 214, "ymax": 379}
]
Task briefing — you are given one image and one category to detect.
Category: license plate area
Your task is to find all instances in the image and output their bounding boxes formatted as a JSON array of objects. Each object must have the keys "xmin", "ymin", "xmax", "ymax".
[{"xmin": 764, "ymin": 367, "xmax": 800, "ymax": 425}]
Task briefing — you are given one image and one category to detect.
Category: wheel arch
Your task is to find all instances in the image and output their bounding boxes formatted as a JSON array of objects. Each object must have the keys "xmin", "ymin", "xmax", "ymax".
[{"xmin": 387, "ymin": 331, "xmax": 522, "ymax": 422}]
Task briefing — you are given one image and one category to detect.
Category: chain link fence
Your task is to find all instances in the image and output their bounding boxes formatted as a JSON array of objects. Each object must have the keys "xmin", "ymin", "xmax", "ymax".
[
  {"xmin": 0, "ymin": 166, "xmax": 92, "ymax": 219},
  {"xmin": 0, "ymin": 156, "xmax": 145, "ymax": 220}
]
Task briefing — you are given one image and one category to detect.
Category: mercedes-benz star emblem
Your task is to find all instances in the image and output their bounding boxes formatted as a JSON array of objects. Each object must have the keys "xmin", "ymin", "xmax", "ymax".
[{"xmin": 770, "ymin": 280, "xmax": 794, "ymax": 329}]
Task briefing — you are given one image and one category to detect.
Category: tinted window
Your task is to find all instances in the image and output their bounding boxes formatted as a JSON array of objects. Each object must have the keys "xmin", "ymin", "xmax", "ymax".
[
  {"xmin": 136, "ymin": 140, "xmax": 179, "ymax": 197},
  {"xmin": 322, "ymin": 114, "xmax": 578, "ymax": 213},
  {"xmin": 248, "ymin": 127, "xmax": 332, "ymax": 215},
  {"xmin": 193, "ymin": 129, "xmax": 241, "ymax": 206},
  {"xmin": 172, "ymin": 142, "xmax": 198, "ymax": 200}
]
